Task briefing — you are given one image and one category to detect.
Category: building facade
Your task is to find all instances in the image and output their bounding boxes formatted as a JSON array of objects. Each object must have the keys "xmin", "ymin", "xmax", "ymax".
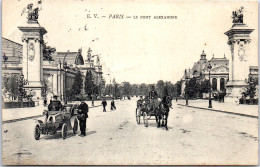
[
  {"xmin": 180, "ymin": 50, "xmax": 258, "ymax": 97},
  {"xmin": 180, "ymin": 50, "xmax": 229, "ymax": 97},
  {"xmin": 2, "ymin": 37, "xmax": 103, "ymax": 102}
]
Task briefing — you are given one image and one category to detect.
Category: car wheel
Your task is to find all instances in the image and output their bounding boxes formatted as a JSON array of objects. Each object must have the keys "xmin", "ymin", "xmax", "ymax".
[
  {"xmin": 62, "ymin": 123, "xmax": 68, "ymax": 139},
  {"xmin": 73, "ymin": 118, "xmax": 78, "ymax": 134},
  {"xmin": 34, "ymin": 124, "xmax": 40, "ymax": 140}
]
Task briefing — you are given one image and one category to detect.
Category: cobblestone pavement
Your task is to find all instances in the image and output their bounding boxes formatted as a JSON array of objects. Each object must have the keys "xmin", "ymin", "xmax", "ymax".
[{"xmin": 2, "ymin": 98, "xmax": 258, "ymax": 165}]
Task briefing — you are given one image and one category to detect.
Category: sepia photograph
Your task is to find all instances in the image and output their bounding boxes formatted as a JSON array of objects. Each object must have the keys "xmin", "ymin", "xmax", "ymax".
[{"xmin": 1, "ymin": 0, "xmax": 258, "ymax": 165}]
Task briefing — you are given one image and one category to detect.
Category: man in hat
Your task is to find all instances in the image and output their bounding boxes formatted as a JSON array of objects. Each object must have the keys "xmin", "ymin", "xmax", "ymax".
[
  {"xmin": 48, "ymin": 95, "xmax": 62, "ymax": 111},
  {"xmin": 102, "ymin": 99, "xmax": 107, "ymax": 112},
  {"xmin": 77, "ymin": 100, "xmax": 88, "ymax": 136},
  {"xmin": 137, "ymin": 95, "xmax": 144, "ymax": 107},
  {"xmin": 111, "ymin": 98, "xmax": 117, "ymax": 110},
  {"xmin": 148, "ymin": 86, "xmax": 158, "ymax": 112}
]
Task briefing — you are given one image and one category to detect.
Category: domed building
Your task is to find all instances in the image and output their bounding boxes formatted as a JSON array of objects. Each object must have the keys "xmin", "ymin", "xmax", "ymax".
[{"xmin": 180, "ymin": 50, "xmax": 229, "ymax": 97}]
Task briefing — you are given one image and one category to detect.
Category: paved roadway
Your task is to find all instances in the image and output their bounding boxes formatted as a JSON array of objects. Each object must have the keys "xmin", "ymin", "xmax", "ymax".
[{"xmin": 2, "ymin": 98, "xmax": 258, "ymax": 165}]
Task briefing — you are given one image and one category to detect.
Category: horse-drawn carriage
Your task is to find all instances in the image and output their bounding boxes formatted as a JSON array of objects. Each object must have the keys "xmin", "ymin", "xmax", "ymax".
[
  {"xmin": 34, "ymin": 103, "xmax": 80, "ymax": 140},
  {"xmin": 135, "ymin": 96, "xmax": 172, "ymax": 130}
]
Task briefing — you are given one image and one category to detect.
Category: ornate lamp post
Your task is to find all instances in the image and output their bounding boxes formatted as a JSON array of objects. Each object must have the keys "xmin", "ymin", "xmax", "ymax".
[
  {"xmin": 91, "ymin": 77, "xmax": 94, "ymax": 106},
  {"xmin": 64, "ymin": 67, "xmax": 68, "ymax": 104},
  {"xmin": 107, "ymin": 73, "xmax": 111, "ymax": 96},
  {"xmin": 58, "ymin": 59, "xmax": 63, "ymax": 101},
  {"xmin": 185, "ymin": 69, "xmax": 189, "ymax": 105},
  {"xmin": 208, "ymin": 63, "xmax": 212, "ymax": 108}
]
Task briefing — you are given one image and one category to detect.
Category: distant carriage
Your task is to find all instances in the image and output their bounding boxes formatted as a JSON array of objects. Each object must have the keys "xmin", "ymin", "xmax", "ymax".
[
  {"xmin": 213, "ymin": 91, "xmax": 226, "ymax": 103},
  {"xmin": 135, "ymin": 96, "xmax": 172, "ymax": 130}
]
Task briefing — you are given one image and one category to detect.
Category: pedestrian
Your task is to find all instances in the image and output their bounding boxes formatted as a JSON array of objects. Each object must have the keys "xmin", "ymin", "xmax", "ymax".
[
  {"xmin": 235, "ymin": 96, "xmax": 240, "ymax": 105},
  {"xmin": 111, "ymin": 99, "xmax": 116, "ymax": 110},
  {"xmin": 102, "ymin": 99, "xmax": 107, "ymax": 112},
  {"xmin": 77, "ymin": 101, "xmax": 88, "ymax": 136},
  {"xmin": 43, "ymin": 98, "xmax": 47, "ymax": 106}
]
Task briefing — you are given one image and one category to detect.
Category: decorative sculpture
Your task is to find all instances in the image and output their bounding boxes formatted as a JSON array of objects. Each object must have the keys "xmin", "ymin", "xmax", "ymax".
[
  {"xmin": 232, "ymin": 6, "xmax": 244, "ymax": 24},
  {"xmin": 21, "ymin": 0, "xmax": 42, "ymax": 22}
]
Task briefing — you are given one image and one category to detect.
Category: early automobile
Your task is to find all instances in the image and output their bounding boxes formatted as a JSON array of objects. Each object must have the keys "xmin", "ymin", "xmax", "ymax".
[{"xmin": 34, "ymin": 103, "xmax": 80, "ymax": 140}]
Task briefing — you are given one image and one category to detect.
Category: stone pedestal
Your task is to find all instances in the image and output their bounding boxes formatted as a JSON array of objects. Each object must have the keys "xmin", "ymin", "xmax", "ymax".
[
  {"xmin": 18, "ymin": 21, "xmax": 47, "ymax": 100},
  {"xmin": 225, "ymin": 23, "xmax": 254, "ymax": 98}
]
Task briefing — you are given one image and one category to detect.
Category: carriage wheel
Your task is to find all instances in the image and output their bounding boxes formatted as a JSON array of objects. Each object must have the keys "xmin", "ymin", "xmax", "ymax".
[
  {"xmin": 136, "ymin": 108, "xmax": 141, "ymax": 124},
  {"xmin": 143, "ymin": 112, "xmax": 148, "ymax": 127},
  {"xmin": 73, "ymin": 118, "xmax": 78, "ymax": 134},
  {"xmin": 62, "ymin": 123, "xmax": 68, "ymax": 139},
  {"xmin": 34, "ymin": 124, "xmax": 40, "ymax": 140}
]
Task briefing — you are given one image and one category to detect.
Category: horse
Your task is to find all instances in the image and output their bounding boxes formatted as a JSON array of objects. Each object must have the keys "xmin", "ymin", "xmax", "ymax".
[{"xmin": 155, "ymin": 96, "xmax": 172, "ymax": 130}]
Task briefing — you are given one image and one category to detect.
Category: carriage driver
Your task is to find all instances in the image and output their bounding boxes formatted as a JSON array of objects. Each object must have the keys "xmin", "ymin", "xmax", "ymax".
[{"xmin": 148, "ymin": 85, "xmax": 158, "ymax": 112}]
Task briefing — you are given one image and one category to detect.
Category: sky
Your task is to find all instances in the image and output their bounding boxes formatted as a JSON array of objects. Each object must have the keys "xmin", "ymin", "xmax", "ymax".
[{"xmin": 2, "ymin": 0, "xmax": 258, "ymax": 84}]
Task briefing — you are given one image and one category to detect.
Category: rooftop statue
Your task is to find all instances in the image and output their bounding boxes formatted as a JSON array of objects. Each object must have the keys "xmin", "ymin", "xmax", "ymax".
[
  {"xmin": 21, "ymin": 0, "xmax": 42, "ymax": 22},
  {"xmin": 232, "ymin": 6, "xmax": 244, "ymax": 24}
]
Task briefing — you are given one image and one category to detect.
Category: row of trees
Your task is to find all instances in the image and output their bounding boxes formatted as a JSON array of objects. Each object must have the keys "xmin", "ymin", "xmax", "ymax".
[
  {"xmin": 66, "ymin": 70, "xmax": 104, "ymax": 100},
  {"xmin": 103, "ymin": 80, "xmax": 180, "ymax": 99}
]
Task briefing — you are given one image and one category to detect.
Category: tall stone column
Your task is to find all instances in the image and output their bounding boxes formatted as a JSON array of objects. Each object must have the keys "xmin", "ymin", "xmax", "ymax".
[
  {"xmin": 224, "ymin": 9, "xmax": 254, "ymax": 98},
  {"xmin": 18, "ymin": 22, "xmax": 47, "ymax": 100}
]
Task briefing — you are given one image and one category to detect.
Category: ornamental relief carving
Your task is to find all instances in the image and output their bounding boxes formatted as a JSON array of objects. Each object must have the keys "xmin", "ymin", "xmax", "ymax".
[
  {"xmin": 238, "ymin": 43, "xmax": 245, "ymax": 61},
  {"xmin": 28, "ymin": 42, "xmax": 35, "ymax": 61}
]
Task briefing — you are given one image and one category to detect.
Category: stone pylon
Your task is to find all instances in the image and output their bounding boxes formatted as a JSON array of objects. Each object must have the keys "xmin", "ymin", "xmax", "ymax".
[
  {"xmin": 225, "ymin": 22, "xmax": 254, "ymax": 98},
  {"xmin": 18, "ymin": 21, "xmax": 47, "ymax": 100}
]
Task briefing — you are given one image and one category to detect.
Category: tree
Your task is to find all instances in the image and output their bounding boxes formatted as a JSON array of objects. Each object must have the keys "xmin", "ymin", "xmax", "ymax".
[
  {"xmin": 200, "ymin": 79, "xmax": 210, "ymax": 94},
  {"xmin": 104, "ymin": 85, "xmax": 110, "ymax": 96},
  {"xmin": 175, "ymin": 81, "xmax": 182, "ymax": 96},
  {"xmin": 139, "ymin": 83, "xmax": 149, "ymax": 96},
  {"xmin": 10, "ymin": 76, "xmax": 19, "ymax": 100},
  {"xmin": 131, "ymin": 84, "xmax": 138, "ymax": 96},
  {"xmin": 42, "ymin": 42, "xmax": 56, "ymax": 61},
  {"xmin": 114, "ymin": 83, "xmax": 121, "ymax": 98},
  {"xmin": 84, "ymin": 71, "xmax": 94, "ymax": 96},
  {"xmin": 2, "ymin": 75, "xmax": 19, "ymax": 100},
  {"xmin": 156, "ymin": 80, "xmax": 165, "ymax": 98},
  {"xmin": 72, "ymin": 70, "xmax": 83, "ymax": 95},
  {"xmin": 185, "ymin": 77, "xmax": 200, "ymax": 98},
  {"xmin": 165, "ymin": 81, "xmax": 174, "ymax": 97},
  {"xmin": 122, "ymin": 82, "xmax": 131, "ymax": 96}
]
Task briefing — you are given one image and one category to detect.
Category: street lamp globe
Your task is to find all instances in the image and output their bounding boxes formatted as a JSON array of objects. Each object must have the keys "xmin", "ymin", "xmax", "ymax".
[{"xmin": 208, "ymin": 63, "xmax": 212, "ymax": 70}]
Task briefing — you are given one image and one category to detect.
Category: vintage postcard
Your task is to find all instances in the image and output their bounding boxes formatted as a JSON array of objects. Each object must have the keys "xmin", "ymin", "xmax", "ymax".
[{"xmin": 1, "ymin": 0, "xmax": 258, "ymax": 165}]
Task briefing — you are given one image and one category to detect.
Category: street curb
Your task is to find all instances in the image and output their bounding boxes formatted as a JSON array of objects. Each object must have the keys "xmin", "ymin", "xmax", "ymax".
[
  {"xmin": 2, "ymin": 105, "xmax": 102, "ymax": 124},
  {"xmin": 177, "ymin": 104, "xmax": 258, "ymax": 119}
]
